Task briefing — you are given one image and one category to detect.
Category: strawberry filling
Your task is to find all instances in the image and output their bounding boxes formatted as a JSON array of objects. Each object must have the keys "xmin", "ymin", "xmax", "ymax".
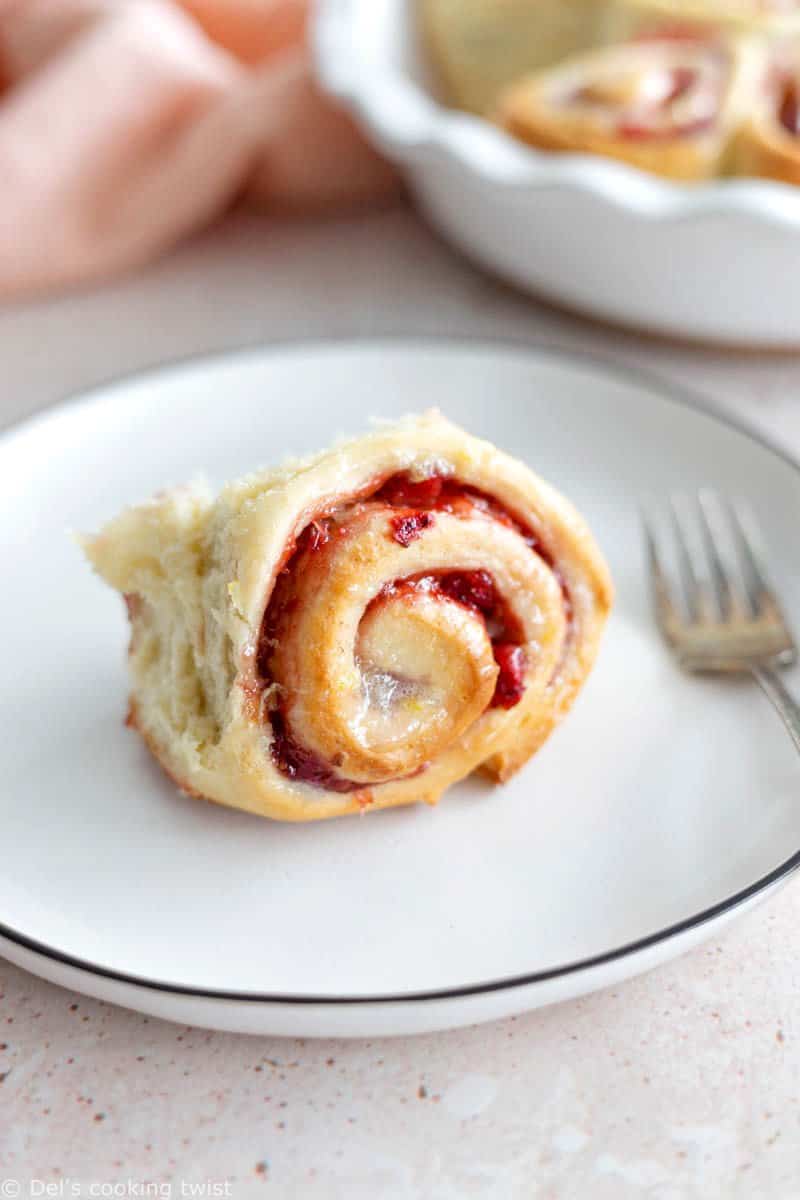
[
  {"xmin": 269, "ymin": 711, "xmax": 367, "ymax": 794},
  {"xmin": 256, "ymin": 471, "xmax": 571, "ymax": 790},
  {"xmin": 779, "ymin": 78, "xmax": 800, "ymax": 135},
  {"xmin": 616, "ymin": 66, "xmax": 714, "ymax": 140},
  {"xmin": 390, "ymin": 511, "xmax": 435, "ymax": 546},
  {"xmin": 373, "ymin": 570, "xmax": 527, "ymax": 710}
]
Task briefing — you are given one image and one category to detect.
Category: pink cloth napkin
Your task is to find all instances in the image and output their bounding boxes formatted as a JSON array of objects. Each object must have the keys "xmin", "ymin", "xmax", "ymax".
[{"xmin": 0, "ymin": 0, "xmax": 401, "ymax": 298}]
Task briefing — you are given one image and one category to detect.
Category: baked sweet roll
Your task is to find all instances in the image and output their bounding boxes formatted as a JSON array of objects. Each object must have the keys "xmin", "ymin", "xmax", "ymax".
[
  {"xmin": 733, "ymin": 44, "xmax": 800, "ymax": 182},
  {"xmin": 496, "ymin": 35, "xmax": 760, "ymax": 180},
  {"xmin": 83, "ymin": 413, "xmax": 612, "ymax": 822},
  {"xmin": 419, "ymin": 0, "xmax": 605, "ymax": 114}
]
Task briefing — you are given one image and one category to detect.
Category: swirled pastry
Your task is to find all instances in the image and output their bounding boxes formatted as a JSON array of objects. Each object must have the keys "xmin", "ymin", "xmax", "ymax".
[
  {"xmin": 419, "ymin": 0, "xmax": 605, "ymax": 113},
  {"xmin": 496, "ymin": 35, "xmax": 760, "ymax": 180},
  {"xmin": 732, "ymin": 43, "xmax": 800, "ymax": 182},
  {"xmin": 83, "ymin": 413, "xmax": 612, "ymax": 822},
  {"xmin": 603, "ymin": 0, "xmax": 800, "ymax": 43}
]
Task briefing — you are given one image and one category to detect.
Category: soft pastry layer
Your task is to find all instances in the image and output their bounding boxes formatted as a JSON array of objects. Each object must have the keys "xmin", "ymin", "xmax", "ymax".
[
  {"xmin": 496, "ymin": 35, "xmax": 762, "ymax": 180},
  {"xmin": 603, "ymin": 0, "xmax": 800, "ymax": 44},
  {"xmin": 83, "ymin": 412, "xmax": 612, "ymax": 822},
  {"xmin": 419, "ymin": 0, "xmax": 606, "ymax": 114},
  {"xmin": 733, "ymin": 43, "xmax": 800, "ymax": 182}
]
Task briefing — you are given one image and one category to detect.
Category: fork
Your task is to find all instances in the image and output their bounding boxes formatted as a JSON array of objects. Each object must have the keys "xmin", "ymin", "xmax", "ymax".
[{"xmin": 642, "ymin": 490, "xmax": 800, "ymax": 754}]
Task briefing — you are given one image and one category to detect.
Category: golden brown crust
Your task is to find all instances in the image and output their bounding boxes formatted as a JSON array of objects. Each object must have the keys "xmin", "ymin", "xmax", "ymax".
[
  {"xmin": 126, "ymin": 699, "xmax": 206, "ymax": 801},
  {"xmin": 735, "ymin": 126, "xmax": 800, "ymax": 183},
  {"xmin": 496, "ymin": 36, "xmax": 762, "ymax": 181},
  {"xmin": 732, "ymin": 50, "xmax": 800, "ymax": 183},
  {"xmin": 499, "ymin": 103, "xmax": 713, "ymax": 179}
]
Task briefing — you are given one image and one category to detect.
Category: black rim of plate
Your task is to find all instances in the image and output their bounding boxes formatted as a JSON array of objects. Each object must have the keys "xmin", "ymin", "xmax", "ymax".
[{"xmin": 3, "ymin": 336, "xmax": 800, "ymax": 1008}]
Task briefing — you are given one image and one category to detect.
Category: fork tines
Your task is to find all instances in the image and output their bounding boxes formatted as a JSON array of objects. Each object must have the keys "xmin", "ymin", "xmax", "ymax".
[{"xmin": 642, "ymin": 490, "xmax": 795, "ymax": 671}]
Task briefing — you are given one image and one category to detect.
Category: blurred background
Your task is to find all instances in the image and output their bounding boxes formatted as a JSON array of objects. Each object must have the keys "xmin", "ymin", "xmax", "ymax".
[
  {"xmin": 4, "ymin": 1, "xmax": 800, "ymax": 1195},
  {"xmin": 4, "ymin": 0, "xmax": 800, "ymax": 435}
]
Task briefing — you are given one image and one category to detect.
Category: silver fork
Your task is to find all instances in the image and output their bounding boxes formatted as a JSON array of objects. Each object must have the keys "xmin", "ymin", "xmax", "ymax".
[{"xmin": 643, "ymin": 490, "xmax": 800, "ymax": 753}]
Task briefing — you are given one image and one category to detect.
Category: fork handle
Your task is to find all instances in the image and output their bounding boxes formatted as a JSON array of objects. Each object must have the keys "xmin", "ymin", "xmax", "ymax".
[{"xmin": 752, "ymin": 666, "xmax": 800, "ymax": 755}]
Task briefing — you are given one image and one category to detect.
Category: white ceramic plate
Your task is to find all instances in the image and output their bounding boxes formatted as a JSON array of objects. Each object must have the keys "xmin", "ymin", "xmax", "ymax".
[
  {"xmin": 2, "ymin": 341, "xmax": 800, "ymax": 1038},
  {"xmin": 315, "ymin": 0, "xmax": 800, "ymax": 346}
]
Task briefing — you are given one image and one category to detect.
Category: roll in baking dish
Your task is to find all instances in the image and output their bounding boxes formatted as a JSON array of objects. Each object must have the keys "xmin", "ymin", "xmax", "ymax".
[
  {"xmin": 419, "ymin": 0, "xmax": 605, "ymax": 113},
  {"xmin": 496, "ymin": 34, "xmax": 761, "ymax": 181},
  {"xmin": 83, "ymin": 412, "xmax": 612, "ymax": 822},
  {"xmin": 732, "ymin": 43, "xmax": 800, "ymax": 183}
]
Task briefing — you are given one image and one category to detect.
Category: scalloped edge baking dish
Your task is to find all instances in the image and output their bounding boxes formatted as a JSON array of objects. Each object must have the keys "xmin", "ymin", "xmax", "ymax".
[{"xmin": 314, "ymin": 0, "xmax": 800, "ymax": 345}]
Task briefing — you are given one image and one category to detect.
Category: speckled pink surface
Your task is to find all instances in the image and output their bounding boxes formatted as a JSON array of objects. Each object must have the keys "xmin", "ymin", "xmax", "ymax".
[
  {"xmin": 3, "ymin": 210, "xmax": 800, "ymax": 1195},
  {"xmin": 3, "ymin": 889, "xmax": 799, "ymax": 1195}
]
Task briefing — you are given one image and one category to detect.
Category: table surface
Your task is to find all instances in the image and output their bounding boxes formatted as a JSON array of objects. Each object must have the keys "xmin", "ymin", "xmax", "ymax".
[{"xmin": 3, "ymin": 207, "xmax": 800, "ymax": 1198}]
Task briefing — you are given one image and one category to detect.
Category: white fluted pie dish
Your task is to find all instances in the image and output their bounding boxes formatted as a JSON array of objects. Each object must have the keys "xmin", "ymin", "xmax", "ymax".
[{"xmin": 314, "ymin": 0, "xmax": 800, "ymax": 346}]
